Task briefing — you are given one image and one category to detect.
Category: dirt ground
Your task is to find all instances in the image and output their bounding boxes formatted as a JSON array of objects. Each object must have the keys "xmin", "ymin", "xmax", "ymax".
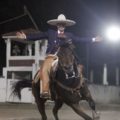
[{"xmin": 0, "ymin": 102, "xmax": 120, "ymax": 120}]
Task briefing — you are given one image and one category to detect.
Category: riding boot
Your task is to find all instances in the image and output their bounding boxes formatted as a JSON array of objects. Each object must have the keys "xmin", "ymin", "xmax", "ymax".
[{"xmin": 40, "ymin": 78, "xmax": 50, "ymax": 99}]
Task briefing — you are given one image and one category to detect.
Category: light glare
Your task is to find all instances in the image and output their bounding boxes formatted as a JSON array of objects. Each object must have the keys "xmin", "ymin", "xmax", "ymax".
[{"xmin": 106, "ymin": 25, "xmax": 120, "ymax": 42}]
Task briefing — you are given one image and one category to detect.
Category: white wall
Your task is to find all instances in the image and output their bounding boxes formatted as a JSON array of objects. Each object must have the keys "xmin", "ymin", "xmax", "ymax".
[
  {"xmin": 0, "ymin": 78, "xmax": 34, "ymax": 103},
  {"xmin": 0, "ymin": 77, "xmax": 7, "ymax": 102},
  {"xmin": 6, "ymin": 79, "xmax": 33, "ymax": 103},
  {"xmin": 89, "ymin": 84, "xmax": 120, "ymax": 104},
  {"xmin": 0, "ymin": 77, "xmax": 120, "ymax": 104}
]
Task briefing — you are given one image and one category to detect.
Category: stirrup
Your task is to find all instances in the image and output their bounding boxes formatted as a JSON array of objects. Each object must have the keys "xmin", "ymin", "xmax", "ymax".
[{"xmin": 40, "ymin": 92, "xmax": 50, "ymax": 99}]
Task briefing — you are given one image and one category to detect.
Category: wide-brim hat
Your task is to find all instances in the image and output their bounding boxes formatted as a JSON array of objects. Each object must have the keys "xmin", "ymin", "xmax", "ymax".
[{"xmin": 47, "ymin": 14, "xmax": 76, "ymax": 26}]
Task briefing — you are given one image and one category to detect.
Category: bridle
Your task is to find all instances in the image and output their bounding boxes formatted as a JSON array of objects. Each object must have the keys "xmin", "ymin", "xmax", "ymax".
[
  {"xmin": 52, "ymin": 44, "xmax": 81, "ymax": 94},
  {"xmin": 57, "ymin": 44, "xmax": 79, "ymax": 79}
]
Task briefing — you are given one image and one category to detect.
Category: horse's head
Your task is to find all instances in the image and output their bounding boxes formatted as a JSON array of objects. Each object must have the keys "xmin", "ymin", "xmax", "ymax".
[{"xmin": 57, "ymin": 44, "xmax": 76, "ymax": 78}]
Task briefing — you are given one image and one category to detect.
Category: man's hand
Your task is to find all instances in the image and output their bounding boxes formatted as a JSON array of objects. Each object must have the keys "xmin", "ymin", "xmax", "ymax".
[
  {"xmin": 16, "ymin": 31, "xmax": 26, "ymax": 39},
  {"xmin": 92, "ymin": 36, "xmax": 103, "ymax": 42}
]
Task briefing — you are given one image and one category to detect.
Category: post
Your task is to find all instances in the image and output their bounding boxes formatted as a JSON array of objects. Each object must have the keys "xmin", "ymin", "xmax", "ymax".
[
  {"xmin": 116, "ymin": 67, "xmax": 119, "ymax": 86},
  {"xmin": 5, "ymin": 38, "xmax": 11, "ymax": 67},
  {"xmin": 35, "ymin": 40, "xmax": 41, "ymax": 70},
  {"xmin": 40, "ymin": 40, "xmax": 47, "ymax": 58},
  {"xmin": 28, "ymin": 44, "xmax": 32, "ymax": 56},
  {"xmin": 103, "ymin": 64, "xmax": 108, "ymax": 85},
  {"xmin": 86, "ymin": 43, "xmax": 89, "ymax": 78},
  {"xmin": 90, "ymin": 69, "xmax": 94, "ymax": 83}
]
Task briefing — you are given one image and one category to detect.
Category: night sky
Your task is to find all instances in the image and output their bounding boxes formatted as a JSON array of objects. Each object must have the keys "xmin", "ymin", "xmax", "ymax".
[{"xmin": 0, "ymin": 0, "xmax": 120, "ymax": 78}]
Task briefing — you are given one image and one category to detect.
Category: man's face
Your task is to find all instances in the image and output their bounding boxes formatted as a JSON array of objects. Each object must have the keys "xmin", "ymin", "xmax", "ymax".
[{"xmin": 57, "ymin": 24, "xmax": 66, "ymax": 32}]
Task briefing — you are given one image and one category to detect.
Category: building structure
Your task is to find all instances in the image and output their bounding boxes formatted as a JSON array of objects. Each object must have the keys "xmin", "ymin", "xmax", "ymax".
[{"xmin": 0, "ymin": 29, "xmax": 47, "ymax": 103}]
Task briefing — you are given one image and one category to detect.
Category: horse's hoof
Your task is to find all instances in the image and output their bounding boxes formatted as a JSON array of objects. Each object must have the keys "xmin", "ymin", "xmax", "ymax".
[
  {"xmin": 93, "ymin": 116, "xmax": 100, "ymax": 120},
  {"xmin": 93, "ymin": 115, "xmax": 100, "ymax": 120},
  {"xmin": 93, "ymin": 112, "xmax": 100, "ymax": 120}
]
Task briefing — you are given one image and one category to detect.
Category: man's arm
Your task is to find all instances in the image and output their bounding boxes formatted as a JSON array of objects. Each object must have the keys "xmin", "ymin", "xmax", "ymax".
[
  {"xmin": 16, "ymin": 31, "xmax": 48, "ymax": 41},
  {"xmin": 71, "ymin": 33, "xmax": 102, "ymax": 43}
]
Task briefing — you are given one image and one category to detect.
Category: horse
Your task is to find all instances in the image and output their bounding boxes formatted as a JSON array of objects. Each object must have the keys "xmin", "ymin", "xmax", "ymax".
[{"xmin": 12, "ymin": 42, "xmax": 100, "ymax": 120}]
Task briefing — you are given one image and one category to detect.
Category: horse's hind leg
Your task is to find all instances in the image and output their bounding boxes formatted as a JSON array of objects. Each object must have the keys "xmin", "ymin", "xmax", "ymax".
[
  {"xmin": 87, "ymin": 96, "xmax": 100, "ymax": 120},
  {"xmin": 85, "ymin": 94, "xmax": 100, "ymax": 120},
  {"xmin": 81, "ymin": 84, "xmax": 96, "ymax": 111},
  {"xmin": 32, "ymin": 82, "xmax": 47, "ymax": 120},
  {"xmin": 69, "ymin": 103, "xmax": 92, "ymax": 120},
  {"xmin": 36, "ymin": 98, "xmax": 47, "ymax": 120},
  {"xmin": 80, "ymin": 83, "xmax": 100, "ymax": 120},
  {"xmin": 53, "ymin": 99, "xmax": 63, "ymax": 120}
]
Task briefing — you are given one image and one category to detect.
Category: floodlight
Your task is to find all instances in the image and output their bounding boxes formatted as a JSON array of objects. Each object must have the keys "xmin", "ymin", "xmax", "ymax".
[{"xmin": 105, "ymin": 25, "xmax": 120, "ymax": 42}]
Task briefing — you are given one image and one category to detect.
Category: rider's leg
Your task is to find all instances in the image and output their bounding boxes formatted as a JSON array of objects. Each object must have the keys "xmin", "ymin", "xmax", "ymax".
[{"xmin": 40, "ymin": 55, "xmax": 57, "ymax": 98}]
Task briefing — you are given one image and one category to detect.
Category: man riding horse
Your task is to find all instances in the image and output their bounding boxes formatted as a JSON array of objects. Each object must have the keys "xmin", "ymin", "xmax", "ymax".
[{"xmin": 16, "ymin": 14, "xmax": 101, "ymax": 98}]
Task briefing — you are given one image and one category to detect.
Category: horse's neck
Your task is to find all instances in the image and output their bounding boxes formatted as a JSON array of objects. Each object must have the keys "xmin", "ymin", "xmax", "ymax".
[{"xmin": 58, "ymin": 47, "xmax": 73, "ymax": 56}]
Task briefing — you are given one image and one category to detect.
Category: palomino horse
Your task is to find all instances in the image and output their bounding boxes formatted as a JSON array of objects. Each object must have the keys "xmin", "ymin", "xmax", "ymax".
[{"xmin": 12, "ymin": 42, "xmax": 100, "ymax": 120}]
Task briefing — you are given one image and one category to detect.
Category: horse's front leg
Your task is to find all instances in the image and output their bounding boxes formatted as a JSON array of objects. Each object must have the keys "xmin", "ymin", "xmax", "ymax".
[
  {"xmin": 69, "ymin": 103, "xmax": 92, "ymax": 120},
  {"xmin": 53, "ymin": 99, "xmax": 63, "ymax": 120}
]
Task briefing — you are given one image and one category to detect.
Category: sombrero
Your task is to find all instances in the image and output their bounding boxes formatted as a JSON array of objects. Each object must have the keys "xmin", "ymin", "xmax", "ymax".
[{"xmin": 47, "ymin": 14, "xmax": 76, "ymax": 26}]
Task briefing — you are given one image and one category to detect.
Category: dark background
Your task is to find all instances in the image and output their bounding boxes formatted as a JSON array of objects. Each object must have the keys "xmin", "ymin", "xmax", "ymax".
[{"xmin": 0, "ymin": 0, "xmax": 120, "ymax": 84}]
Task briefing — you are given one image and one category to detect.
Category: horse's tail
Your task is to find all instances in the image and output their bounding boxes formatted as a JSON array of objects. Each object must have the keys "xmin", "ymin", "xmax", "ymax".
[{"xmin": 11, "ymin": 79, "xmax": 32, "ymax": 99}]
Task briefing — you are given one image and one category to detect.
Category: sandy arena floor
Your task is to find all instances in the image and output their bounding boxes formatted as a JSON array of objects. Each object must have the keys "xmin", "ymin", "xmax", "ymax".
[{"xmin": 0, "ymin": 102, "xmax": 120, "ymax": 120}]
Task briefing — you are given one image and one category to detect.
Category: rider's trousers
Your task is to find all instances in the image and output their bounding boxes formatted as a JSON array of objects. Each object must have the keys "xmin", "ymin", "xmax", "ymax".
[{"xmin": 40, "ymin": 54, "xmax": 57, "ymax": 93}]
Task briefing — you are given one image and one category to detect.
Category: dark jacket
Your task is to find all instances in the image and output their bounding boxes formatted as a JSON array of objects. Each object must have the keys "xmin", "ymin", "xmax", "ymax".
[{"xmin": 27, "ymin": 29, "xmax": 92, "ymax": 54}]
